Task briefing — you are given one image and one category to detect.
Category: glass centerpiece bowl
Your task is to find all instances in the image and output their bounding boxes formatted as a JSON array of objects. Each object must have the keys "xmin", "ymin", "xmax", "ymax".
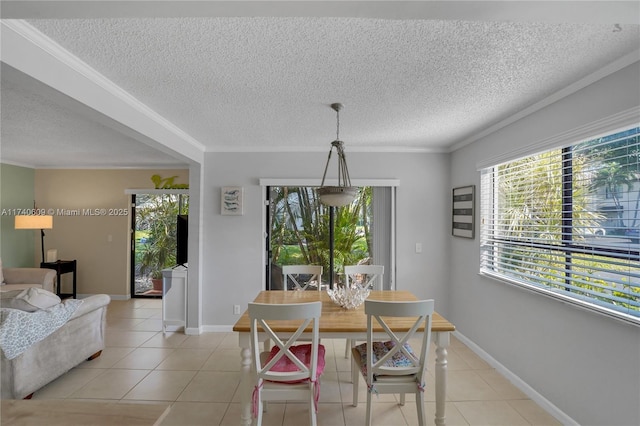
[{"xmin": 327, "ymin": 285, "xmax": 370, "ymax": 309}]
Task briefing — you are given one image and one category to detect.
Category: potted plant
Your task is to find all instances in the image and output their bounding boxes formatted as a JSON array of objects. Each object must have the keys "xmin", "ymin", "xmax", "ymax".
[
  {"xmin": 140, "ymin": 242, "xmax": 173, "ymax": 291},
  {"xmin": 150, "ymin": 271, "xmax": 164, "ymax": 291}
]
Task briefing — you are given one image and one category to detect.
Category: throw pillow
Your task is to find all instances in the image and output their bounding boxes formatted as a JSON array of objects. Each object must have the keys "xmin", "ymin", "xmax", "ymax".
[{"xmin": 9, "ymin": 287, "xmax": 61, "ymax": 312}]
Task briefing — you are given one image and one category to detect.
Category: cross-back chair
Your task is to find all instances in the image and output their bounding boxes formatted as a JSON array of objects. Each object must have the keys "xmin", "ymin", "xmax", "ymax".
[
  {"xmin": 282, "ymin": 265, "xmax": 323, "ymax": 291},
  {"xmin": 248, "ymin": 301, "xmax": 325, "ymax": 426},
  {"xmin": 351, "ymin": 299, "xmax": 434, "ymax": 426},
  {"xmin": 344, "ymin": 264, "xmax": 384, "ymax": 290},
  {"xmin": 343, "ymin": 264, "xmax": 385, "ymax": 358}
]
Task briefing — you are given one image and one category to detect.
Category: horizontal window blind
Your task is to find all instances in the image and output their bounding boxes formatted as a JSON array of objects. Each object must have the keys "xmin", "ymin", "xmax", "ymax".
[{"xmin": 480, "ymin": 126, "xmax": 640, "ymax": 325}]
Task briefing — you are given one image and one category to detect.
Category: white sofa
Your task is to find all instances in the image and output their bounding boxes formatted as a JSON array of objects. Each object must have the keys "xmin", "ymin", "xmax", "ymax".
[
  {"xmin": 1, "ymin": 293, "xmax": 110, "ymax": 399},
  {"xmin": 1, "ymin": 268, "xmax": 56, "ymax": 293}
]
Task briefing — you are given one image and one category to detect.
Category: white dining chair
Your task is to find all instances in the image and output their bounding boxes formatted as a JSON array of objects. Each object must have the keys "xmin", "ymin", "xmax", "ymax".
[
  {"xmin": 344, "ymin": 264, "xmax": 384, "ymax": 290},
  {"xmin": 351, "ymin": 299, "xmax": 434, "ymax": 426},
  {"xmin": 264, "ymin": 265, "xmax": 322, "ymax": 353},
  {"xmin": 248, "ymin": 301, "xmax": 325, "ymax": 426},
  {"xmin": 343, "ymin": 264, "xmax": 384, "ymax": 358},
  {"xmin": 282, "ymin": 265, "xmax": 323, "ymax": 291}
]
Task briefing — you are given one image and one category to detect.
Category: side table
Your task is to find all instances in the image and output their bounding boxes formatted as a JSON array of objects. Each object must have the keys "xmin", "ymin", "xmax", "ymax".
[
  {"xmin": 40, "ymin": 260, "xmax": 77, "ymax": 299},
  {"xmin": 161, "ymin": 266, "xmax": 187, "ymax": 333}
]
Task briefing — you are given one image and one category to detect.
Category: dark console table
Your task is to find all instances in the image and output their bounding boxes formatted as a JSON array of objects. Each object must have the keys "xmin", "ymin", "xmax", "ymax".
[{"xmin": 40, "ymin": 260, "xmax": 76, "ymax": 299}]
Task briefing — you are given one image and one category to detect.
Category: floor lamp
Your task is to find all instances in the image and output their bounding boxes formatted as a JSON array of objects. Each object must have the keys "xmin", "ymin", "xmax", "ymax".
[{"xmin": 15, "ymin": 215, "xmax": 54, "ymax": 264}]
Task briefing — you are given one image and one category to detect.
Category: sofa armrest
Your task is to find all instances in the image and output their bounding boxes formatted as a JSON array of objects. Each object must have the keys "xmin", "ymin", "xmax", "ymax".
[
  {"xmin": 71, "ymin": 294, "xmax": 111, "ymax": 319},
  {"xmin": 2, "ymin": 268, "xmax": 56, "ymax": 292}
]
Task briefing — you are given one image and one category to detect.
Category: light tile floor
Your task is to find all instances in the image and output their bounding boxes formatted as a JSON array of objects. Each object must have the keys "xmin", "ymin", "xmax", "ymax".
[{"xmin": 31, "ymin": 298, "xmax": 562, "ymax": 425}]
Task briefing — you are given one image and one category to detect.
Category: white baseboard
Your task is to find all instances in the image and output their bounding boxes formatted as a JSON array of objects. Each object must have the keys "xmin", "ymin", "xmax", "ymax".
[
  {"xmin": 185, "ymin": 326, "xmax": 204, "ymax": 335},
  {"xmin": 76, "ymin": 293, "xmax": 129, "ymax": 300},
  {"xmin": 453, "ymin": 330, "xmax": 577, "ymax": 426},
  {"xmin": 202, "ymin": 325, "xmax": 234, "ymax": 333}
]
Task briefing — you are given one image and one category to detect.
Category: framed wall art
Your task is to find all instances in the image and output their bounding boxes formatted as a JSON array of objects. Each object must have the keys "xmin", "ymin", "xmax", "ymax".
[
  {"xmin": 452, "ymin": 185, "xmax": 475, "ymax": 238},
  {"xmin": 221, "ymin": 186, "xmax": 243, "ymax": 215}
]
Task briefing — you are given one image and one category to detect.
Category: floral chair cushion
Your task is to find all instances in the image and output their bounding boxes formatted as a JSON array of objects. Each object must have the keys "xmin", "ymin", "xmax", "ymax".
[{"xmin": 354, "ymin": 341, "xmax": 418, "ymax": 376}]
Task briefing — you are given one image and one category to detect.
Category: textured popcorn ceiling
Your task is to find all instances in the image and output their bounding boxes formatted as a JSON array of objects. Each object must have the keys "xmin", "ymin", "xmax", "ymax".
[{"xmin": 1, "ymin": 2, "xmax": 639, "ymax": 168}]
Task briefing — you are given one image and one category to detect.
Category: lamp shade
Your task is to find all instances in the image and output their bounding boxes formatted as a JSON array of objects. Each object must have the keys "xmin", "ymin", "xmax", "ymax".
[
  {"xmin": 15, "ymin": 215, "xmax": 53, "ymax": 230},
  {"xmin": 318, "ymin": 186, "xmax": 358, "ymax": 207}
]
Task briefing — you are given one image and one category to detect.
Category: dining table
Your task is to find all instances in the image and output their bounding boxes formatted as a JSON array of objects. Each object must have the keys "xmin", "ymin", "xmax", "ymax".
[{"xmin": 233, "ymin": 290, "xmax": 456, "ymax": 425}]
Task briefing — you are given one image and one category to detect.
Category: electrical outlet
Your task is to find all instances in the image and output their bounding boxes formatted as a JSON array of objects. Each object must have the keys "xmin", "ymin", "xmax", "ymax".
[
  {"xmin": 233, "ymin": 305, "xmax": 241, "ymax": 315},
  {"xmin": 415, "ymin": 243, "xmax": 422, "ymax": 253}
]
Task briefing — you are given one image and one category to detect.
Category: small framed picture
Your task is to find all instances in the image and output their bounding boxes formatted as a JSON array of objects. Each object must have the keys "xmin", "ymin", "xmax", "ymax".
[
  {"xmin": 221, "ymin": 186, "xmax": 243, "ymax": 215},
  {"xmin": 452, "ymin": 185, "xmax": 475, "ymax": 238}
]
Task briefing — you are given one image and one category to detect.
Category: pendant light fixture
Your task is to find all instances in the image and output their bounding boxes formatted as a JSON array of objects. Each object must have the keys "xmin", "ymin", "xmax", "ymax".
[{"xmin": 318, "ymin": 103, "xmax": 357, "ymax": 207}]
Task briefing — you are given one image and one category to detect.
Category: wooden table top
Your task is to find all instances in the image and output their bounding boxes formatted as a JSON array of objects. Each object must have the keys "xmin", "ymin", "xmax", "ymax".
[{"xmin": 232, "ymin": 290, "xmax": 455, "ymax": 333}]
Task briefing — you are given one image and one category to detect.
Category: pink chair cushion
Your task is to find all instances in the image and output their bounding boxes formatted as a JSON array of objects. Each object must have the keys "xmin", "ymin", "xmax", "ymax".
[
  {"xmin": 264, "ymin": 343, "xmax": 326, "ymax": 383},
  {"xmin": 253, "ymin": 343, "xmax": 326, "ymax": 417}
]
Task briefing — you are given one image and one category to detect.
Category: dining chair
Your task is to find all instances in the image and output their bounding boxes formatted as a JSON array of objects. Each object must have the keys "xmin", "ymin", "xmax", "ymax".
[
  {"xmin": 265, "ymin": 265, "xmax": 323, "ymax": 353},
  {"xmin": 344, "ymin": 264, "xmax": 384, "ymax": 290},
  {"xmin": 248, "ymin": 301, "xmax": 325, "ymax": 426},
  {"xmin": 351, "ymin": 299, "xmax": 434, "ymax": 426},
  {"xmin": 343, "ymin": 264, "xmax": 385, "ymax": 358},
  {"xmin": 282, "ymin": 265, "xmax": 323, "ymax": 291}
]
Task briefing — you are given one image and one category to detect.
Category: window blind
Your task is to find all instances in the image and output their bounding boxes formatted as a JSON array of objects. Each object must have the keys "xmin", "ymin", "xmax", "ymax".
[{"xmin": 480, "ymin": 126, "xmax": 640, "ymax": 325}]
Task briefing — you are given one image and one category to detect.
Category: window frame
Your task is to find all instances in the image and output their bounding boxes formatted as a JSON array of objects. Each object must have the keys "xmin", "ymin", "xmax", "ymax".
[{"xmin": 480, "ymin": 126, "xmax": 640, "ymax": 326}]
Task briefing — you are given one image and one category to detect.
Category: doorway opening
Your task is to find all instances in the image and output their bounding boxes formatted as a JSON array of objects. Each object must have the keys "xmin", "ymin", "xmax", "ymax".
[{"xmin": 131, "ymin": 193, "xmax": 189, "ymax": 297}]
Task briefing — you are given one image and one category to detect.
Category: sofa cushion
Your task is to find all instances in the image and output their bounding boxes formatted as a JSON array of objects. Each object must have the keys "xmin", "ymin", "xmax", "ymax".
[
  {"xmin": 7, "ymin": 288, "xmax": 61, "ymax": 312},
  {"xmin": 0, "ymin": 290, "xmax": 23, "ymax": 305}
]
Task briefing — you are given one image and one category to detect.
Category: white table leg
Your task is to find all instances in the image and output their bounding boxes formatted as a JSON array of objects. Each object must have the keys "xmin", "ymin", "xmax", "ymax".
[
  {"xmin": 434, "ymin": 331, "xmax": 450, "ymax": 426},
  {"xmin": 239, "ymin": 346, "xmax": 252, "ymax": 426}
]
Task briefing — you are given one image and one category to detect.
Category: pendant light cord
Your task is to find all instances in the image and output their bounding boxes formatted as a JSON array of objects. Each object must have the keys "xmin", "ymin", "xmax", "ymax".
[
  {"xmin": 319, "ymin": 102, "xmax": 352, "ymax": 189},
  {"xmin": 335, "ymin": 107, "xmax": 340, "ymax": 141}
]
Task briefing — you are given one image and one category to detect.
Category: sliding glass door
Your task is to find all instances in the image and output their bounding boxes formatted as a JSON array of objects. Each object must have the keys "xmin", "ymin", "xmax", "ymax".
[
  {"xmin": 130, "ymin": 193, "xmax": 189, "ymax": 297},
  {"xmin": 266, "ymin": 185, "xmax": 394, "ymax": 290}
]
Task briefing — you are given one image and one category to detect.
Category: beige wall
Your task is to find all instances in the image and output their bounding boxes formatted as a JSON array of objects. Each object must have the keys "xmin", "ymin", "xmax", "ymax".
[{"xmin": 35, "ymin": 169, "xmax": 188, "ymax": 297}]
